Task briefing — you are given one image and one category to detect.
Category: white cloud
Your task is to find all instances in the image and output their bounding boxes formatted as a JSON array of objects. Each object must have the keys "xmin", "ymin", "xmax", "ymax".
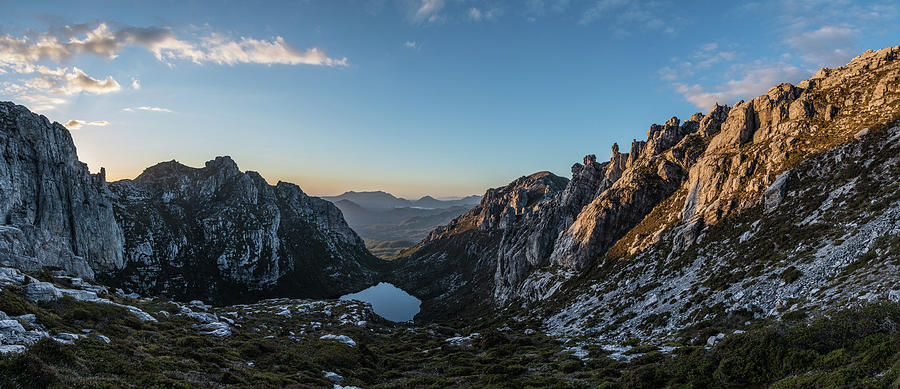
[
  {"xmin": 22, "ymin": 66, "xmax": 121, "ymax": 95},
  {"xmin": 469, "ymin": 7, "xmax": 500, "ymax": 21},
  {"xmin": 200, "ymin": 34, "xmax": 347, "ymax": 66},
  {"xmin": 122, "ymin": 106, "xmax": 173, "ymax": 113},
  {"xmin": 0, "ymin": 22, "xmax": 348, "ymax": 71},
  {"xmin": 578, "ymin": 0, "xmax": 675, "ymax": 36},
  {"xmin": 64, "ymin": 119, "xmax": 109, "ymax": 129},
  {"xmin": 404, "ymin": 41, "xmax": 418, "ymax": 49},
  {"xmin": 412, "ymin": 0, "xmax": 445, "ymax": 23},
  {"xmin": 14, "ymin": 94, "xmax": 66, "ymax": 111},
  {"xmin": 131, "ymin": 78, "xmax": 141, "ymax": 90},
  {"xmin": 785, "ymin": 25, "xmax": 858, "ymax": 67},
  {"xmin": 674, "ymin": 62, "xmax": 804, "ymax": 108}
]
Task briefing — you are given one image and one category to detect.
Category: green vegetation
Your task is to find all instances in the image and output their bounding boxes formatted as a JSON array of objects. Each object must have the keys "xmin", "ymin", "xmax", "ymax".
[{"xmin": 2, "ymin": 274, "xmax": 899, "ymax": 388}]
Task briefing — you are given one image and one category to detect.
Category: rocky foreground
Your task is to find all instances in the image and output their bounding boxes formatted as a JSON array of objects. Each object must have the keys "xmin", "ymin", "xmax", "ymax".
[{"xmin": 1, "ymin": 265, "xmax": 899, "ymax": 387}]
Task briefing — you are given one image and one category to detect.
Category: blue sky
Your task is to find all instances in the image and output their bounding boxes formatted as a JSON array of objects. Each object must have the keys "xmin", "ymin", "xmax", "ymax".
[{"xmin": 0, "ymin": 0, "xmax": 897, "ymax": 198}]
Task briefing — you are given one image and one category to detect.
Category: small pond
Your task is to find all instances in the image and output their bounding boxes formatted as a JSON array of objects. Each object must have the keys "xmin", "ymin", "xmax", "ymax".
[{"xmin": 340, "ymin": 282, "xmax": 421, "ymax": 322}]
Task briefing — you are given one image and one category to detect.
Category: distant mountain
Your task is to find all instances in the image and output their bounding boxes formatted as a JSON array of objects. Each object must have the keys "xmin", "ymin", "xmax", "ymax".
[
  {"xmin": 326, "ymin": 195, "xmax": 479, "ymax": 258},
  {"xmin": 324, "ymin": 191, "xmax": 480, "ymax": 210}
]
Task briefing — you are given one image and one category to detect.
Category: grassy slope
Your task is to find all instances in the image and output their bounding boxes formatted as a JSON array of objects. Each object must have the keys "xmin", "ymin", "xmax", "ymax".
[{"xmin": 1, "ymin": 271, "xmax": 899, "ymax": 388}]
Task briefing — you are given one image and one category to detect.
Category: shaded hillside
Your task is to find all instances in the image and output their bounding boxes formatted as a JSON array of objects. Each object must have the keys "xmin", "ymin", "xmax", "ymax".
[{"xmin": 107, "ymin": 157, "xmax": 385, "ymax": 304}]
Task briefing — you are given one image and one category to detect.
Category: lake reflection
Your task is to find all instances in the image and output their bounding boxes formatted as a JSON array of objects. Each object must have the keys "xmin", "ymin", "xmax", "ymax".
[{"xmin": 340, "ymin": 282, "xmax": 421, "ymax": 322}]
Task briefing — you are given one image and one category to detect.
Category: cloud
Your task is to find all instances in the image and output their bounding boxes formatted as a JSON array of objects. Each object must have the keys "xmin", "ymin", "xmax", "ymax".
[
  {"xmin": 412, "ymin": 0, "xmax": 445, "ymax": 23},
  {"xmin": 674, "ymin": 62, "xmax": 804, "ymax": 108},
  {"xmin": 0, "ymin": 22, "xmax": 347, "ymax": 111},
  {"xmin": 64, "ymin": 119, "xmax": 109, "ymax": 129},
  {"xmin": 23, "ymin": 66, "xmax": 121, "ymax": 95},
  {"xmin": 578, "ymin": 0, "xmax": 675, "ymax": 36},
  {"xmin": 785, "ymin": 25, "xmax": 859, "ymax": 67},
  {"xmin": 0, "ymin": 22, "xmax": 348, "ymax": 71},
  {"xmin": 199, "ymin": 34, "xmax": 347, "ymax": 66},
  {"xmin": 14, "ymin": 94, "xmax": 66, "ymax": 111},
  {"xmin": 122, "ymin": 106, "xmax": 173, "ymax": 113},
  {"xmin": 404, "ymin": 41, "xmax": 418, "ymax": 49},
  {"xmin": 469, "ymin": 7, "xmax": 500, "ymax": 21}
]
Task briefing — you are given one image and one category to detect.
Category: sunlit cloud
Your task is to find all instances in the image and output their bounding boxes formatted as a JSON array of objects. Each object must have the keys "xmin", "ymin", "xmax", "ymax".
[
  {"xmin": 122, "ymin": 106, "xmax": 174, "ymax": 113},
  {"xmin": 674, "ymin": 62, "xmax": 804, "ymax": 108},
  {"xmin": 64, "ymin": 119, "xmax": 109, "ymax": 129},
  {"xmin": 131, "ymin": 78, "xmax": 141, "ymax": 90},
  {"xmin": 785, "ymin": 25, "xmax": 859, "ymax": 68}
]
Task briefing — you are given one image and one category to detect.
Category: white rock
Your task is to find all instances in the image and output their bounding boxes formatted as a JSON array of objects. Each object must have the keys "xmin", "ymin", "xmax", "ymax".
[
  {"xmin": 323, "ymin": 371, "xmax": 343, "ymax": 382},
  {"xmin": 0, "ymin": 345, "xmax": 26, "ymax": 354},
  {"xmin": 25, "ymin": 282, "xmax": 62, "ymax": 301},
  {"xmin": 95, "ymin": 335, "xmax": 111, "ymax": 344},
  {"xmin": 0, "ymin": 319, "xmax": 26, "ymax": 344},
  {"xmin": 320, "ymin": 334, "xmax": 356, "ymax": 347}
]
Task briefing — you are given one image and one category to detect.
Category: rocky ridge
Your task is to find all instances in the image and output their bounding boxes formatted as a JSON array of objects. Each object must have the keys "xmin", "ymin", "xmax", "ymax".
[
  {"xmin": 108, "ymin": 156, "xmax": 382, "ymax": 304},
  {"xmin": 0, "ymin": 101, "xmax": 383, "ymax": 306},
  {"xmin": 0, "ymin": 102, "xmax": 124, "ymax": 279},
  {"xmin": 395, "ymin": 45, "xmax": 900, "ymax": 330}
]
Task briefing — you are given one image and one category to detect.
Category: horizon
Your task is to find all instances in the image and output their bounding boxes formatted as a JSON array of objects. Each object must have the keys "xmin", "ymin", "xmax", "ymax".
[{"xmin": 1, "ymin": 1, "xmax": 898, "ymax": 198}]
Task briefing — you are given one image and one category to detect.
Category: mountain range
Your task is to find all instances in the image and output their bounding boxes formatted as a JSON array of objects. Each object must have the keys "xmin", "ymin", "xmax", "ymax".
[
  {"xmin": 323, "ymin": 192, "xmax": 480, "ymax": 258},
  {"xmin": 323, "ymin": 191, "xmax": 480, "ymax": 210},
  {"xmin": 0, "ymin": 45, "xmax": 899, "ymax": 387}
]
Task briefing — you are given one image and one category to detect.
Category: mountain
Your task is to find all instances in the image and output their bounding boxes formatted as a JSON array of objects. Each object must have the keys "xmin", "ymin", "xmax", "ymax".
[
  {"xmin": 329, "ymin": 198, "xmax": 474, "ymax": 258},
  {"xmin": 0, "ymin": 102, "xmax": 124, "ymax": 279},
  {"xmin": 106, "ymin": 157, "xmax": 383, "ymax": 304},
  {"xmin": 324, "ymin": 191, "xmax": 411, "ymax": 209},
  {"xmin": 0, "ymin": 101, "xmax": 383, "ymax": 305},
  {"xmin": 392, "ymin": 45, "xmax": 900, "ymax": 331},
  {"xmin": 323, "ymin": 191, "xmax": 481, "ymax": 210}
]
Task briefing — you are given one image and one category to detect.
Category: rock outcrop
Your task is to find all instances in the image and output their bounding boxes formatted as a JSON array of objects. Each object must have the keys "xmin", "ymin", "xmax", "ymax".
[
  {"xmin": 108, "ymin": 156, "xmax": 382, "ymax": 304},
  {"xmin": 395, "ymin": 45, "xmax": 900, "ymax": 326},
  {"xmin": 0, "ymin": 102, "xmax": 124, "ymax": 279},
  {"xmin": 0, "ymin": 101, "xmax": 385, "ymax": 305}
]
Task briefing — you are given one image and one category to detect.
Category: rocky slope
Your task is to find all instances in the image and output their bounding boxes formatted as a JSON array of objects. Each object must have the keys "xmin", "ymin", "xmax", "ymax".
[
  {"xmin": 0, "ymin": 102, "xmax": 124, "ymax": 279},
  {"xmin": 394, "ymin": 45, "xmax": 900, "ymax": 330},
  {"xmin": 0, "ymin": 101, "xmax": 384, "ymax": 306},
  {"xmin": 107, "ymin": 156, "xmax": 383, "ymax": 304}
]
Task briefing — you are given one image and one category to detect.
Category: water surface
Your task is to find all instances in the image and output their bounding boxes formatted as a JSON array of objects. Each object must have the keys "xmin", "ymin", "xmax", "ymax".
[{"xmin": 340, "ymin": 282, "xmax": 421, "ymax": 322}]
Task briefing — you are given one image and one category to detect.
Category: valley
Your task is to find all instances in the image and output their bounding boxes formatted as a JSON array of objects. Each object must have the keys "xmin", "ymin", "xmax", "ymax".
[{"xmin": 0, "ymin": 28, "xmax": 899, "ymax": 388}]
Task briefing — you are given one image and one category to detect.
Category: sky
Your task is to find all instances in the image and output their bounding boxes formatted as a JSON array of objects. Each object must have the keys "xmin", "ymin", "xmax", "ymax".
[{"xmin": 0, "ymin": 0, "xmax": 897, "ymax": 199}]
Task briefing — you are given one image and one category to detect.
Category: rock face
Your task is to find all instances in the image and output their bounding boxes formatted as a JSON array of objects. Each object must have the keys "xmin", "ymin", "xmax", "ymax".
[
  {"xmin": 395, "ymin": 45, "xmax": 900, "ymax": 325},
  {"xmin": 0, "ymin": 101, "xmax": 384, "ymax": 305},
  {"xmin": 107, "ymin": 156, "xmax": 382, "ymax": 304},
  {"xmin": 0, "ymin": 102, "xmax": 124, "ymax": 279}
]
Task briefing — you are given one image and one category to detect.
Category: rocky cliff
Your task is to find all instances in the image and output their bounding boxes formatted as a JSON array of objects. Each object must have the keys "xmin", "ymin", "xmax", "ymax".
[
  {"xmin": 0, "ymin": 101, "xmax": 383, "ymax": 305},
  {"xmin": 107, "ymin": 156, "xmax": 382, "ymax": 304},
  {"xmin": 0, "ymin": 102, "xmax": 124, "ymax": 279},
  {"xmin": 395, "ymin": 45, "xmax": 900, "ymax": 328}
]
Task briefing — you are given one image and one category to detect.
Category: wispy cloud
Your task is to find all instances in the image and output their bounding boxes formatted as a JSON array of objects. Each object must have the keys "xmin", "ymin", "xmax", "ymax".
[
  {"xmin": 0, "ymin": 22, "xmax": 347, "ymax": 111},
  {"xmin": 411, "ymin": 0, "xmax": 445, "ymax": 23},
  {"xmin": 578, "ymin": 0, "xmax": 676, "ymax": 36},
  {"xmin": 660, "ymin": 0, "xmax": 898, "ymax": 109},
  {"xmin": 122, "ymin": 106, "xmax": 173, "ymax": 113},
  {"xmin": 64, "ymin": 119, "xmax": 109, "ymax": 129},
  {"xmin": 785, "ymin": 25, "xmax": 858, "ymax": 68},
  {"xmin": 0, "ymin": 23, "xmax": 347, "ymax": 69},
  {"xmin": 469, "ymin": 7, "xmax": 500, "ymax": 22},
  {"xmin": 404, "ymin": 41, "xmax": 419, "ymax": 49},
  {"xmin": 673, "ymin": 63, "xmax": 804, "ymax": 108}
]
